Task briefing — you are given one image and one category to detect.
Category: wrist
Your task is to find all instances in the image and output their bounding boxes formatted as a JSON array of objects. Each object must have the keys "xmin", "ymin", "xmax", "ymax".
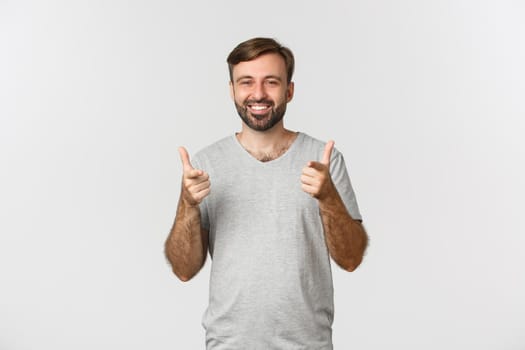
[
  {"xmin": 180, "ymin": 194, "xmax": 201, "ymax": 209},
  {"xmin": 317, "ymin": 181, "xmax": 338, "ymax": 204}
]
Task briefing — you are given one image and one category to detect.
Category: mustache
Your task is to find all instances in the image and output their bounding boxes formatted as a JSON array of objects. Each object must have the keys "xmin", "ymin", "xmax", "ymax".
[{"xmin": 244, "ymin": 99, "xmax": 274, "ymax": 106}]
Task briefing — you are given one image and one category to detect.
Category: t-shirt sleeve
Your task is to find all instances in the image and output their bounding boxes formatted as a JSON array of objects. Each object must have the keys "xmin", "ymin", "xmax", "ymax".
[
  {"xmin": 329, "ymin": 149, "xmax": 363, "ymax": 221},
  {"xmin": 190, "ymin": 155, "xmax": 210, "ymax": 231}
]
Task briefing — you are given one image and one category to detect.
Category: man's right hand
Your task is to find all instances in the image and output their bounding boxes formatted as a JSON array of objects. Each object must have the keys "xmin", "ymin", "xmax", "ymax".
[{"xmin": 178, "ymin": 147, "xmax": 211, "ymax": 206}]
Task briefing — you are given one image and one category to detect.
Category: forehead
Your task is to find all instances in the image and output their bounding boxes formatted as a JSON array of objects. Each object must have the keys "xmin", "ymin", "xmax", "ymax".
[{"xmin": 231, "ymin": 53, "xmax": 287, "ymax": 79}]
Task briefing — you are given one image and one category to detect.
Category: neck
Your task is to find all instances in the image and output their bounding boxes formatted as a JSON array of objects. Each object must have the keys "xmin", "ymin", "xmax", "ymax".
[{"xmin": 236, "ymin": 122, "xmax": 297, "ymax": 162}]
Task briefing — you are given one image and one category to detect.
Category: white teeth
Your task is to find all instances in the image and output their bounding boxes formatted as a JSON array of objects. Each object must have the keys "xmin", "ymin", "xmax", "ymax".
[{"xmin": 250, "ymin": 105, "xmax": 269, "ymax": 110}]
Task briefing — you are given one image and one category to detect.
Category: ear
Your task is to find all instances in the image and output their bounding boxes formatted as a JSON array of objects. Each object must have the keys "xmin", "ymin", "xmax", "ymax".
[
  {"xmin": 229, "ymin": 81, "xmax": 234, "ymax": 100},
  {"xmin": 286, "ymin": 81, "xmax": 294, "ymax": 102}
]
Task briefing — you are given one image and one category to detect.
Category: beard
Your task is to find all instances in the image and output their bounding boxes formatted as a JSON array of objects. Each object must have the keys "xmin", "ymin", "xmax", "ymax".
[{"xmin": 235, "ymin": 99, "xmax": 287, "ymax": 132}]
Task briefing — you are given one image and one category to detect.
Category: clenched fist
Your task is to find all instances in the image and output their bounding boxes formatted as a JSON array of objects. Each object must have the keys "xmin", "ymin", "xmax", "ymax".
[
  {"xmin": 301, "ymin": 140, "xmax": 337, "ymax": 200},
  {"xmin": 178, "ymin": 147, "xmax": 211, "ymax": 206}
]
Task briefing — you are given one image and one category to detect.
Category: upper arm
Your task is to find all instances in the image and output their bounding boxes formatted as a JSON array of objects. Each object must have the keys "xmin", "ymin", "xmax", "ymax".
[{"xmin": 329, "ymin": 149, "xmax": 362, "ymax": 221}]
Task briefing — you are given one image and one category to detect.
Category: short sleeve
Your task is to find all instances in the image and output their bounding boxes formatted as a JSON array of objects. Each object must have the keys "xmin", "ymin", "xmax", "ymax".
[{"xmin": 329, "ymin": 149, "xmax": 362, "ymax": 221}]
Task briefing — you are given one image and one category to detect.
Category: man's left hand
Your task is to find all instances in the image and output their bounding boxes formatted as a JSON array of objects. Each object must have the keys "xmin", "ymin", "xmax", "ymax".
[{"xmin": 301, "ymin": 140, "xmax": 336, "ymax": 200}]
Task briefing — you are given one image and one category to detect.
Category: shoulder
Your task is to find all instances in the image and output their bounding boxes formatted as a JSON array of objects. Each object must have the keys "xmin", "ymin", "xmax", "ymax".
[
  {"xmin": 192, "ymin": 135, "xmax": 236, "ymax": 167},
  {"xmin": 298, "ymin": 132, "xmax": 343, "ymax": 160}
]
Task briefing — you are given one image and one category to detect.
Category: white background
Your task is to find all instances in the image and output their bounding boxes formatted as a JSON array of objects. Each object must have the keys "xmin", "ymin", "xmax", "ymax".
[{"xmin": 1, "ymin": 1, "xmax": 524, "ymax": 349}]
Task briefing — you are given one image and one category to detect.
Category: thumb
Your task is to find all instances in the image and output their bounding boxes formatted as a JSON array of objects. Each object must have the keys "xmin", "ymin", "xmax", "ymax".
[
  {"xmin": 178, "ymin": 146, "xmax": 194, "ymax": 171},
  {"xmin": 321, "ymin": 140, "xmax": 335, "ymax": 166}
]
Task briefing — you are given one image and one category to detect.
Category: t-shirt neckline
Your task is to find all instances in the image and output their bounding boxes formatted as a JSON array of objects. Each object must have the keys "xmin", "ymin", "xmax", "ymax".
[{"xmin": 231, "ymin": 131, "xmax": 304, "ymax": 166}]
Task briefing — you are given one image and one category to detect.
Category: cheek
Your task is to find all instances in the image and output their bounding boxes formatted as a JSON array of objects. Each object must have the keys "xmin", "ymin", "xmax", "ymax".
[
  {"xmin": 232, "ymin": 87, "xmax": 246, "ymax": 100},
  {"xmin": 274, "ymin": 91, "xmax": 289, "ymax": 105},
  {"xmin": 233, "ymin": 93, "xmax": 247, "ymax": 105}
]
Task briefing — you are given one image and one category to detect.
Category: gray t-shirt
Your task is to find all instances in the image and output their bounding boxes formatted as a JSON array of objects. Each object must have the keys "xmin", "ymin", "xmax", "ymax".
[{"xmin": 192, "ymin": 132, "xmax": 362, "ymax": 350}]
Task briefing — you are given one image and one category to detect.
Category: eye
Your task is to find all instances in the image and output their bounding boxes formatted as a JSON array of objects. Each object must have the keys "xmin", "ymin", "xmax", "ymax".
[
  {"xmin": 266, "ymin": 80, "xmax": 280, "ymax": 86},
  {"xmin": 239, "ymin": 80, "xmax": 252, "ymax": 86}
]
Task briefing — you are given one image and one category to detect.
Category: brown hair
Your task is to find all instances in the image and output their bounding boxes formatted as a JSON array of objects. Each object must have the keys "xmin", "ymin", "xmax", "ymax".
[{"xmin": 227, "ymin": 37, "xmax": 295, "ymax": 83}]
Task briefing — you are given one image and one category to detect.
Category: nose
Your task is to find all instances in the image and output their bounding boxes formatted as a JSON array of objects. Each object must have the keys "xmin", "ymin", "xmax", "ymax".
[{"xmin": 252, "ymin": 81, "xmax": 267, "ymax": 101}]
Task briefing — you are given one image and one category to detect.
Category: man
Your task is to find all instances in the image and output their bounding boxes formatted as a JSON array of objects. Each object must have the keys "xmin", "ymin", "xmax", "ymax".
[{"xmin": 165, "ymin": 37, "xmax": 368, "ymax": 349}]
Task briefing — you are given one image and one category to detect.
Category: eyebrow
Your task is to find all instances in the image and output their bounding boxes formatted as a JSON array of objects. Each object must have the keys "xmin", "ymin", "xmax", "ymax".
[{"xmin": 235, "ymin": 75, "xmax": 283, "ymax": 83}]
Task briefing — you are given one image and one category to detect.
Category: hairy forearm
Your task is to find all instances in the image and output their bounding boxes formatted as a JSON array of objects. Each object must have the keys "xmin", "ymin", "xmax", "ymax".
[
  {"xmin": 164, "ymin": 197, "xmax": 207, "ymax": 281},
  {"xmin": 319, "ymin": 190, "xmax": 368, "ymax": 272}
]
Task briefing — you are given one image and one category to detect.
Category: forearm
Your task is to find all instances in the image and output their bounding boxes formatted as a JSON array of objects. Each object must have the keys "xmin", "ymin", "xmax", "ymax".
[
  {"xmin": 165, "ymin": 196, "xmax": 207, "ymax": 281},
  {"xmin": 319, "ymin": 189, "xmax": 368, "ymax": 272}
]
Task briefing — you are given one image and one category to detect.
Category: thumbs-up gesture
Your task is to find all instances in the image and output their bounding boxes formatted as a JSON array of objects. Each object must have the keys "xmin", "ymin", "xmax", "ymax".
[
  {"xmin": 178, "ymin": 147, "xmax": 211, "ymax": 206},
  {"xmin": 301, "ymin": 140, "xmax": 336, "ymax": 200}
]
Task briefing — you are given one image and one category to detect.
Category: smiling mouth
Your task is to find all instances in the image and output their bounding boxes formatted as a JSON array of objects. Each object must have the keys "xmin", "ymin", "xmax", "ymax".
[{"xmin": 246, "ymin": 103, "xmax": 272, "ymax": 115}]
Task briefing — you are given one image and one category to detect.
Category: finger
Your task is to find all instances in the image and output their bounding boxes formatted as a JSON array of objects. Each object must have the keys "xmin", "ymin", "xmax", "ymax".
[
  {"xmin": 178, "ymin": 146, "xmax": 194, "ymax": 171},
  {"xmin": 194, "ymin": 172, "xmax": 209, "ymax": 182},
  {"xmin": 321, "ymin": 140, "xmax": 335, "ymax": 166},
  {"xmin": 185, "ymin": 168, "xmax": 204, "ymax": 179},
  {"xmin": 302, "ymin": 165, "xmax": 317, "ymax": 177},
  {"xmin": 190, "ymin": 180, "xmax": 210, "ymax": 193},
  {"xmin": 306, "ymin": 161, "xmax": 326, "ymax": 172},
  {"xmin": 301, "ymin": 174, "xmax": 319, "ymax": 187},
  {"xmin": 193, "ymin": 187, "xmax": 211, "ymax": 203},
  {"xmin": 301, "ymin": 183, "xmax": 318, "ymax": 197}
]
